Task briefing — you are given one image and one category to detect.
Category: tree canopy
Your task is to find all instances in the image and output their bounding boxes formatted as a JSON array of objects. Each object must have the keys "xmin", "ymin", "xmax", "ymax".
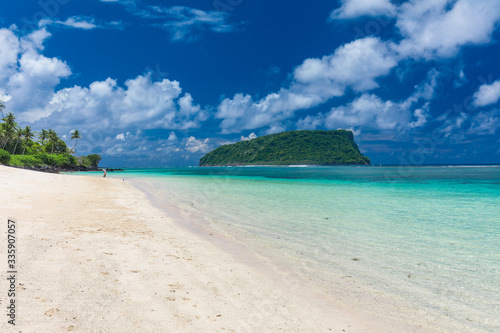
[{"xmin": 200, "ymin": 130, "xmax": 371, "ymax": 166}]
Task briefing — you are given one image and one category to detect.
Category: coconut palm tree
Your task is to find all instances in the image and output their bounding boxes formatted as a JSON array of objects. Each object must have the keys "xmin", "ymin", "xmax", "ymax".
[
  {"xmin": 1, "ymin": 113, "xmax": 16, "ymax": 150},
  {"xmin": 22, "ymin": 126, "xmax": 35, "ymax": 155},
  {"xmin": 12, "ymin": 127, "xmax": 22, "ymax": 154},
  {"xmin": 0, "ymin": 100, "xmax": 5, "ymax": 118},
  {"xmin": 70, "ymin": 130, "xmax": 81, "ymax": 154},
  {"xmin": 47, "ymin": 129, "xmax": 59, "ymax": 154},
  {"xmin": 2, "ymin": 112, "xmax": 16, "ymax": 128},
  {"xmin": 38, "ymin": 129, "xmax": 48, "ymax": 145}
]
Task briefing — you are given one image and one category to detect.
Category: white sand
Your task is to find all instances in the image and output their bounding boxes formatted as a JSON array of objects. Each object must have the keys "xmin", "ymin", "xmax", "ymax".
[{"xmin": 0, "ymin": 166, "xmax": 431, "ymax": 332}]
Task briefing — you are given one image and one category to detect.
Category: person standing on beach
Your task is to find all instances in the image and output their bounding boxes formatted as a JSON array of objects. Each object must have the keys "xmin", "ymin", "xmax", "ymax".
[{"xmin": 102, "ymin": 168, "xmax": 107, "ymax": 178}]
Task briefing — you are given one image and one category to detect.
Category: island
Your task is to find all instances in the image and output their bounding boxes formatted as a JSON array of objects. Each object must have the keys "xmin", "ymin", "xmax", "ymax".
[{"xmin": 199, "ymin": 130, "xmax": 371, "ymax": 166}]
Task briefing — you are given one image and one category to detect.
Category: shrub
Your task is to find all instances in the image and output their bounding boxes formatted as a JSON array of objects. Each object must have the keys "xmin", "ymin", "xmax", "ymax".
[
  {"xmin": 0, "ymin": 149, "xmax": 11, "ymax": 164},
  {"xmin": 36, "ymin": 152, "xmax": 56, "ymax": 165},
  {"xmin": 9, "ymin": 155, "xmax": 42, "ymax": 167},
  {"xmin": 53, "ymin": 154, "xmax": 77, "ymax": 168}
]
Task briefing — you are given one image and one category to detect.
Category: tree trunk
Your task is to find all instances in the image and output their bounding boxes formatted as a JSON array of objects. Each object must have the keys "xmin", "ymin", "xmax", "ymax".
[{"xmin": 12, "ymin": 139, "xmax": 18, "ymax": 155}]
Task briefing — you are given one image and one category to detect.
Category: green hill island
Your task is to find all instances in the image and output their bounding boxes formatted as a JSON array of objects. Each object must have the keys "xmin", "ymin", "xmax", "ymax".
[{"xmin": 199, "ymin": 130, "xmax": 371, "ymax": 166}]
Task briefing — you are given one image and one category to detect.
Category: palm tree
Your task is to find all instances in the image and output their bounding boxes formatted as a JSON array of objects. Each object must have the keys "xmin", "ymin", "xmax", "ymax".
[
  {"xmin": 70, "ymin": 130, "xmax": 81, "ymax": 154},
  {"xmin": 47, "ymin": 129, "xmax": 59, "ymax": 154},
  {"xmin": 1, "ymin": 113, "xmax": 16, "ymax": 150},
  {"xmin": 22, "ymin": 126, "xmax": 35, "ymax": 155},
  {"xmin": 2, "ymin": 112, "xmax": 16, "ymax": 128},
  {"xmin": 38, "ymin": 129, "xmax": 48, "ymax": 145},
  {"xmin": 0, "ymin": 100, "xmax": 5, "ymax": 118},
  {"xmin": 12, "ymin": 127, "xmax": 22, "ymax": 154}
]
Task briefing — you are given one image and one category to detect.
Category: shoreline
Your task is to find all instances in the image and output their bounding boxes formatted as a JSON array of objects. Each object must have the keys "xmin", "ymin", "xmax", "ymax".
[
  {"xmin": 0, "ymin": 165, "xmax": 384, "ymax": 332},
  {"xmin": 4, "ymin": 164, "xmax": 124, "ymax": 174}
]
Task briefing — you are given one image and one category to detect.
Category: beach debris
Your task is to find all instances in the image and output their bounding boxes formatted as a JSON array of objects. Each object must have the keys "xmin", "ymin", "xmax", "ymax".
[
  {"xmin": 352, "ymin": 258, "xmax": 359, "ymax": 261},
  {"xmin": 165, "ymin": 297, "xmax": 175, "ymax": 301}
]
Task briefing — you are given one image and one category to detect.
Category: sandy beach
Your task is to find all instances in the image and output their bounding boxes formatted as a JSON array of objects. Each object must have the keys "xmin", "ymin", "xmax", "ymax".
[{"xmin": 0, "ymin": 166, "xmax": 434, "ymax": 333}]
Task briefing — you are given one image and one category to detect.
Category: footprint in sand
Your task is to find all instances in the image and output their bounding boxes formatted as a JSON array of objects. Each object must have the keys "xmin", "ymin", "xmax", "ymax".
[{"xmin": 45, "ymin": 307, "xmax": 60, "ymax": 317}]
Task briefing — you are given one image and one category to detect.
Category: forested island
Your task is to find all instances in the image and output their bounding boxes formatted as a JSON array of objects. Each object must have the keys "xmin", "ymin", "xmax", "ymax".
[
  {"xmin": 0, "ymin": 101, "xmax": 102, "ymax": 172},
  {"xmin": 200, "ymin": 130, "xmax": 371, "ymax": 166}
]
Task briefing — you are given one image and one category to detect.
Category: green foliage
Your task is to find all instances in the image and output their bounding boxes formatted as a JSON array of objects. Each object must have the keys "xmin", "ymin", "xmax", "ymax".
[
  {"xmin": 9, "ymin": 155, "xmax": 42, "ymax": 167},
  {"xmin": 200, "ymin": 130, "xmax": 371, "ymax": 166},
  {"xmin": 53, "ymin": 154, "xmax": 77, "ymax": 167},
  {"xmin": 86, "ymin": 154, "xmax": 102, "ymax": 167},
  {"xmin": 0, "ymin": 149, "xmax": 10, "ymax": 164},
  {"xmin": 9, "ymin": 153, "xmax": 77, "ymax": 168}
]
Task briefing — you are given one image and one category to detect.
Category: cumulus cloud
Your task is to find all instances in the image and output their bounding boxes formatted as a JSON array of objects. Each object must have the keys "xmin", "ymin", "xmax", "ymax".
[
  {"xmin": 0, "ymin": 28, "xmax": 71, "ymax": 120},
  {"xmin": 185, "ymin": 136, "xmax": 211, "ymax": 153},
  {"xmin": 32, "ymin": 74, "xmax": 208, "ymax": 131},
  {"xmin": 298, "ymin": 70, "xmax": 439, "ymax": 133},
  {"xmin": 396, "ymin": 0, "xmax": 500, "ymax": 59},
  {"xmin": 331, "ymin": 0, "xmax": 396, "ymax": 19},
  {"xmin": 240, "ymin": 132, "xmax": 257, "ymax": 141},
  {"xmin": 473, "ymin": 80, "xmax": 500, "ymax": 107},
  {"xmin": 216, "ymin": 37, "xmax": 398, "ymax": 133},
  {"xmin": 330, "ymin": 0, "xmax": 500, "ymax": 60}
]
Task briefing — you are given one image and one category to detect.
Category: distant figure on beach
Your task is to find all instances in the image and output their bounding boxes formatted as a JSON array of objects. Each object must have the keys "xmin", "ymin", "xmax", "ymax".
[{"xmin": 102, "ymin": 169, "xmax": 107, "ymax": 178}]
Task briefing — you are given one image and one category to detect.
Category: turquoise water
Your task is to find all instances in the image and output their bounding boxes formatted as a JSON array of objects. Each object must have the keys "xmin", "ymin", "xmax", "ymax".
[{"xmin": 74, "ymin": 166, "xmax": 500, "ymax": 331}]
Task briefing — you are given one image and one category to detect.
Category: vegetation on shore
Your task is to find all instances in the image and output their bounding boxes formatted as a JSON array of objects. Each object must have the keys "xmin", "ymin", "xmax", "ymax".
[
  {"xmin": 0, "ymin": 101, "xmax": 101, "ymax": 171},
  {"xmin": 200, "ymin": 130, "xmax": 371, "ymax": 166}
]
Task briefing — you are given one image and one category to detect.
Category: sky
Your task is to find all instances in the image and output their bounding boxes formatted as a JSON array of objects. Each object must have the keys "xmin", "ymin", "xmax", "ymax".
[{"xmin": 1, "ymin": 0, "xmax": 500, "ymax": 167}]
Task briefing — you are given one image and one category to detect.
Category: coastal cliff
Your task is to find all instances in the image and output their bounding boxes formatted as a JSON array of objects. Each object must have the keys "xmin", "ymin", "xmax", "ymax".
[{"xmin": 200, "ymin": 130, "xmax": 370, "ymax": 166}]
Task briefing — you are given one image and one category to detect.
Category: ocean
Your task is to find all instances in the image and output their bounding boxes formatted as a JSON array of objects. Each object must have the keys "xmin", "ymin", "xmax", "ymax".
[{"xmin": 73, "ymin": 166, "xmax": 500, "ymax": 332}]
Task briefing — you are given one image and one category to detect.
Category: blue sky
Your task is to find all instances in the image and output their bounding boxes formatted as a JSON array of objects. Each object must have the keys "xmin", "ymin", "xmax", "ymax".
[{"xmin": 1, "ymin": 0, "xmax": 500, "ymax": 166}]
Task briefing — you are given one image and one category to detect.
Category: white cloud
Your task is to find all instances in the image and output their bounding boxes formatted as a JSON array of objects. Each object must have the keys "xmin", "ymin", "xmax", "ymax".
[
  {"xmin": 329, "ymin": 1, "xmax": 500, "ymax": 60},
  {"xmin": 185, "ymin": 136, "xmax": 211, "ymax": 153},
  {"xmin": 296, "ymin": 114, "xmax": 325, "ymax": 130},
  {"xmin": 38, "ymin": 16, "xmax": 123, "ymax": 30},
  {"xmin": 168, "ymin": 131, "xmax": 177, "ymax": 141},
  {"xmin": 331, "ymin": 0, "xmax": 396, "ymax": 19},
  {"xmin": 240, "ymin": 133, "xmax": 257, "ymax": 141},
  {"xmin": 473, "ymin": 80, "xmax": 500, "ymax": 107},
  {"xmin": 294, "ymin": 37, "xmax": 397, "ymax": 92},
  {"xmin": 298, "ymin": 70, "xmax": 439, "ymax": 133},
  {"xmin": 0, "ymin": 29, "xmax": 20, "ymax": 78},
  {"xmin": 396, "ymin": 0, "xmax": 500, "ymax": 59},
  {"xmin": 216, "ymin": 37, "xmax": 398, "ymax": 133},
  {"xmin": 0, "ymin": 28, "xmax": 71, "ymax": 120},
  {"xmin": 39, "ymin": 17, "xmax": 97, "ymax": 30},
  {"xmin": 31, "ymin": 74, "xmax": 208, "ymax": 131}
]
